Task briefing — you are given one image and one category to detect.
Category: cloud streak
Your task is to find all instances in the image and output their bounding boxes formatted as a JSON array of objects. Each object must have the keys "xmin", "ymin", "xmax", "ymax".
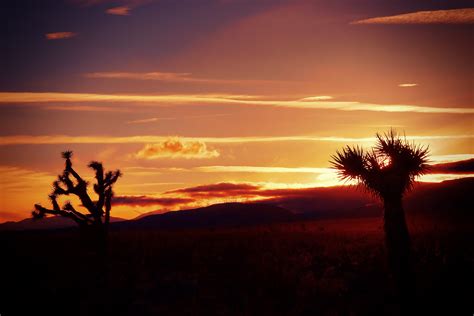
[
  {"xmin": 113, "ymin": 195, "xmax": 195, "ymax": 207},
  {"xmin": 85, "ymin": 71, "xmax": 291, "ymax": 85},
  {"xmin": 195, "ymin": 166, "xmax": 332, "ymax": 174},
  {"xmin": 1, "ymin": 92, "xmax": 473, "ymax": 114},
  {"xmin": 134, "ymin": 138, "xmax": 220, "ymax": 159},
  {"xmin": 352, "ymin": 8, "xmax": 474, "ymax": 25},
  {"xmin": 106, "ymin": 6, "xmax": 131, "ymax": 15},
  {"xmin": 1, "ymin": 134, "xmax": 473, "ymax": 146},
  {"xmin": 45, "ymin": 32, "xmax": 77, "ymax": 40}
]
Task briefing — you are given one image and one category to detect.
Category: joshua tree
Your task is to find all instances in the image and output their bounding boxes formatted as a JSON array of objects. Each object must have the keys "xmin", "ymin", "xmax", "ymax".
[
  {"xmin": 331, "ymin": 129, "xmax": 429, "ymax": 298},
  {"xmin": 33, "ymin": 151, "xmax": 122, "ymax": 238}
]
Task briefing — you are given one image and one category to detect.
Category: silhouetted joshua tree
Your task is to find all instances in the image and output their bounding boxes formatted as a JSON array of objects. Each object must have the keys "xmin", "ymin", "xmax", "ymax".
[
  {"xmin": 331, "ymin": 129, "xmax": 429, "ymax": 299},
  {"xmin": 32, "ymin": 151, "xmax": 122, "ymax": 238}
]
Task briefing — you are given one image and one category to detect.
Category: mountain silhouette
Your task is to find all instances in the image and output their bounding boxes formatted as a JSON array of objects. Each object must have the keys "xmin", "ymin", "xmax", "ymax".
[
  {"xmin": 0, "ymin": 215, "xmax": 125, "ymax": 231},
  {"xmin": 269, "ymin": 178, "xmax": 473, "ymax": 219},
  {"xmin": 115, "ymin": 202, "xmax": 294, "ymax": 230},
  {"xmin": 2, "ymin": 178, "xmax": 472, "ymax": 232}
]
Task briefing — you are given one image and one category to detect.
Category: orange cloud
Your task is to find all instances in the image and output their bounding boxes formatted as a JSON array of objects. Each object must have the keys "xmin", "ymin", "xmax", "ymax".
[
  {"xmin": 72, "ymin": 0, "xmax": 152, "ymax": 7},
  {"xmin": 2, "ymin": 92, "xmax": 473, "ymax": 114},
  {"xmin": 352, "ymin": 8, "xmax": 474, "ymax": 25},
  {"xmin": 195, "ymin": 166, "xmax": 332, "ymax": 174},
  {"xmin": 126, "ymin": 117, "xmax": 160, "ymax": 124},
  {"xmin": 1, "ymin": 134, "xmax": 473, "ymax": 146},
  {"xmin": 0, "ymin": 166, "xmax": 53, "ymax": 192},
  {"xmin": 298, "ymin": 96, "xmax": 334, "ymax": 101},
  {"xmin": 167, "ymin": 182, "xmax": 262, "ymax": 199},
  {"xmin": 85, "ymin": 71, "xmax": 290, "ymax": 85},
  {"xmin": 113, "ymin": 195, "xmax": 195, "ymax": 207},
  {"xmin": 398, "ymin": 83, "xmax": 418, "ymax": 88},
  {"xmin": 45, "ymin": 32, "xmax": 77, "ymax": 40},
  {"xmin": 134, "ymin": 138, "xmax": 220, "ymax": 159},
  {"xmin": 106, "ymin": 6, "xmax": 131, "ymax": 15}
]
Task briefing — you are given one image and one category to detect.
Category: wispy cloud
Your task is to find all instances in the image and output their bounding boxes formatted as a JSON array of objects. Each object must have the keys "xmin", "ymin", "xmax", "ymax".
[
  {"xmin": 0, "ymin": 166, "xmax": 53, "ymax": 192},
  {"xmin": 106, "ymin": 6, "xmax": 131, "ymax": 15},
  {"xmin": 429, "ymin": 154, "xmax": 474, "ymax": 163},
  {"xmin": 85, "ymin": 71, "xmax": 290, "ymax": 85},
  {"xmin": 45, "ymin": 105, "xmax": 133, "ymax": 112},
  {"xmin": 125, "ymin": 114, "xmax": 230, "ymax": 124},
  {"xmin": 429, "ymin": 158, "xmax": 474, "ymax": 174},
  {"xmin": 45, "ymin": 32, "xmax": 77, "ymax": 40},
  {"xmin": 1, "ymin": 134, "xmax": 473, "ymax": 146},
  {"xmin": 298, "ymin": 96, "xmax": 334, "ymax": 101},
  {"xmin": 113, "ymin": 195, "xmax": 195, "ymax": 207},
  {"xmin": 126, "ymin": 117, "xmax": 161, "ymax": 124},
  {"xmin": 72, "ymin": 0, "xmax": 152, "ymax": 7},
  {"xmin": 352, "ymin": 8, "xmax": 474, "ymax": 25},
  {"xmin": 134, "ymin": 138, "xmax": 220, "ymax": 160},
  {"xmin": 398, "ymin": 83, "xmax": 418, "ymax": 88},
  {"xmin": 167, "ymin": 182, "xmax": 262, "ymax": 199},
  {"xmin": 1, "ymin": 92, "xmax": 473, "ymax": 114},
  {"xmin": 418, "ymin": 174, "xmax": 474, "ymax": 182},
  {"xmin": 195, "ymin": 166, "xmax": 332, "ymax": 174}
]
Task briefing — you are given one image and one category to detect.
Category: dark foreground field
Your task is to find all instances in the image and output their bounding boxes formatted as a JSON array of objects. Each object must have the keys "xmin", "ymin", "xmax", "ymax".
[{"xmin": 2, "ymin": 216, "xmax": 473, "ymax": 316}]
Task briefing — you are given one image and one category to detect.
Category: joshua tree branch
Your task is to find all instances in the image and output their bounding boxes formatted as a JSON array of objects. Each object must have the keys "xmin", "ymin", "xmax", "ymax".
[
  {"xmin": 63, "ymin": 202, "xmax": 93, "ymax": 224},
  {"xmin": 33, "ymin": 204, "xmax": 85, "ymax": 226},
  {"xmin": 34, "ymin": 150, "xmax": 121, "ymax": 232},
  {"xmin": 104, "ymin": 188, "xmax": 113, "ymax": 227}
]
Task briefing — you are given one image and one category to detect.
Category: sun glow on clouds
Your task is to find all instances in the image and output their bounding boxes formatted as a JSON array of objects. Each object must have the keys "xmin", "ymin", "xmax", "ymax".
[
  {"xmin": 1, "ymin": 92, "xmax": 473, "ymax": 114},
  {"xmin": 195, "ymin": 166, "xmax": 332, "ymax": 174},
  {"xmin": 398, "ymin": 83, "xmax": 418, "ymax": 88},
  {"xmin": 419, "ymin": 174, "xmax": 474, "ymax": 183}
]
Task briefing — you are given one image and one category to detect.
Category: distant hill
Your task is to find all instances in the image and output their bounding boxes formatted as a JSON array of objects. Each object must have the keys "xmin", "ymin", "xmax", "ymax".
[
  {"xmin": 0, "ymin": 216, "xmax": 125, "ymax": 231},
  {"xmin": 2, "ymin": 178, "xmax": 472, "ymax": 232},
  {"xmin": 268, "ymin": 178, "xmax": 474, "ymax": 219},
  {"xmin": 404, "ymin": 178, "xmax": 473, "ymax": 217},
  {"xmin": 115, "ymin": 202, "xmax": 294, "ymax": 230}
]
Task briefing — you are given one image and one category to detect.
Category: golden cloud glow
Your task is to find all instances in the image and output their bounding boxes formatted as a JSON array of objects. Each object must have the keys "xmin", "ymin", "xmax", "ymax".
[
  {"xmin": 0, "ymin": 166, "xmax": 55, "ymax": 221},
  {"xmin": 352, "ymin": 8, "xmax": 474, "ymax": 25},
  {"xmin": 0, "ymin": 166, "xmax": 54, "ymax": 192},
  {"xmin": 1, "ymin": 92, "xmax": 473, "ymax": 114},
  {"xmin": 106, "ymin": 6, "xmax": 131, "ymax": 15},
  {"xmin": 195, "ymin": 166, "xmax": 332, "ymax": 174},
  {"xmin": 429, "ymin": 154, "xmax": 474, "ymax": 163},
  {"xmin": 418, "ymin": 174, "xmax": 474, "ymax": 183},
  {"xmin": 126, "ymin": 117, "xmax": 160, "ymax": 124},
  {"xmin": 1, "ymin": 134, "xmax": 473, "ymax": 146},
  {"xmin": 134, "ymin": 138, "xmax": 220, "ymax": 159},
  {"xmin": 398, "ymin": 83, "xmax": 418, "ymax": 88},
  {"xmin": 298, "ymin": 96, "xmax": 334, "ymax": 101},
  {"xmin": 45, "ymin": 32, "xmax": 77, "ymax": 40}
]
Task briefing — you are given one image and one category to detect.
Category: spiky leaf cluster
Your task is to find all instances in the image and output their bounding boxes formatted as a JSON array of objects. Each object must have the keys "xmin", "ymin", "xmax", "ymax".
[{"xmin": 331, "ymin": 130, "xmax": 429, "ymax": 200}]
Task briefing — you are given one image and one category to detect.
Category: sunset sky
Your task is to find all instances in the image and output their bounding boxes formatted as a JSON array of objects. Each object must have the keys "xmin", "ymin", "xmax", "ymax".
[{"xmin": 0, "ymin": 0, "xmax": 473, "ymax": 222}]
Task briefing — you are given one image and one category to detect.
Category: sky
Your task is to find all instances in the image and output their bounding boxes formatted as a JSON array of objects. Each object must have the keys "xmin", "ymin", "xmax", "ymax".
[{"xmin": 0, "ymin": 0, "xmax": 473, "ymax": 222}]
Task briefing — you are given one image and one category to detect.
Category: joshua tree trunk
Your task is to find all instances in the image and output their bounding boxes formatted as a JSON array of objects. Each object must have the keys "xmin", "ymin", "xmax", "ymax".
[{"xmin": 383, "ymin": 197, "xmax": 415, "ymax": 302}]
